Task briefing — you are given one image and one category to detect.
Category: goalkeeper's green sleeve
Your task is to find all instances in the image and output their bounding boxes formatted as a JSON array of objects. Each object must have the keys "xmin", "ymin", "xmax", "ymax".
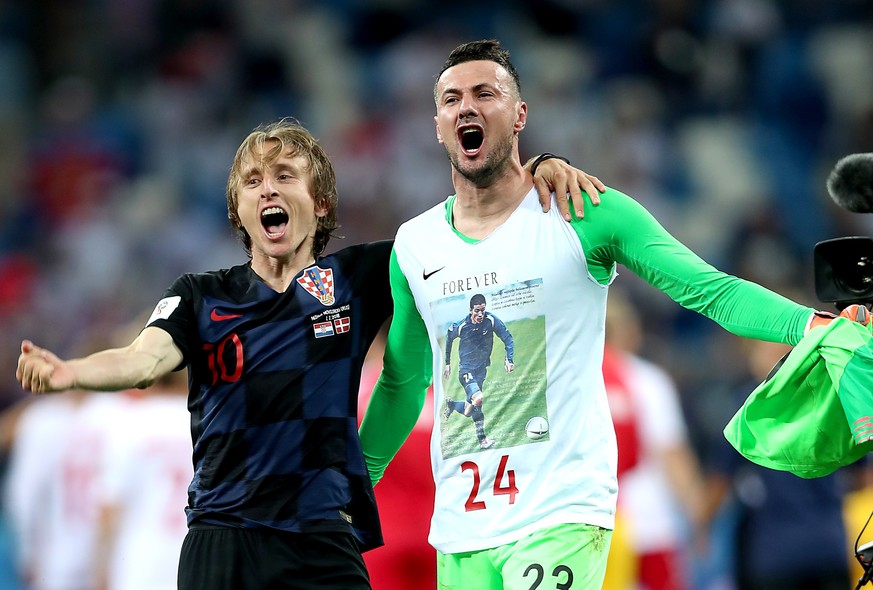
[{"xmin": 359, "ymin": 249, "xmax": 432, "ymax": 485}]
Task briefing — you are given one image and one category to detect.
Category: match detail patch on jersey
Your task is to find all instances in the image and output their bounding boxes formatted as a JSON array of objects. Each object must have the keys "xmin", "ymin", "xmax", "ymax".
[
  {"xmin": 297, "ymin": 266, "xmax": 335, "ymax": 306},
  {"xmin": 146, "ymin": 296, "xmax": 181, "ymax": 326}
]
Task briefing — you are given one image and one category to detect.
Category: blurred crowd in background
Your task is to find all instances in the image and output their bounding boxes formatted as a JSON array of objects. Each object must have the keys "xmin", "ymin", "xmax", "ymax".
[{"xmin": 1, "ymin": 0, "xmax": 872, "ymax": 588}]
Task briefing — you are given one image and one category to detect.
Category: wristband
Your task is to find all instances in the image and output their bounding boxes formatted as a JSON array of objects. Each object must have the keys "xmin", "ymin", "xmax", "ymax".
[{"xmin": 530, "ymin": 153, "xmax": 570, "ymax": 176}]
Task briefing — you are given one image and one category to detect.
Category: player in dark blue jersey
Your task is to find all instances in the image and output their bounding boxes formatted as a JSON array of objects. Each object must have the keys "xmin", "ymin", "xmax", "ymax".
[
  {"xmin": 17, "ymin": 119, "xmax": 390, "ymax": 589},
  {"xmin": 443, "ymin": 293, "xmax": 514, "ymax": 449}
]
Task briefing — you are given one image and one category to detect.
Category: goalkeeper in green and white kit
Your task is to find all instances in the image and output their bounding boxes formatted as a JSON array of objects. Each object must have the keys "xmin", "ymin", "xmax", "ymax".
[{"xmin": 358, "ymin": 39, "xmax": 858, "ymax": 590}]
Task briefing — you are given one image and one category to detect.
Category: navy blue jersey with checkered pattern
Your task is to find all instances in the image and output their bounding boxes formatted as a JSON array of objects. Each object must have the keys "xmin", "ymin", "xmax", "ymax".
[{"xmin": 147, "ymin": 241, "xmax": 392, "ymax": 551}]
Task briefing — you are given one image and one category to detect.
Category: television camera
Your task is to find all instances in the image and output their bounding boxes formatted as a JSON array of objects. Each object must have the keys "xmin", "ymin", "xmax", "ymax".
[{"xmin": 814, "ymin": 153, "xmax": 873, "ymax": 589}]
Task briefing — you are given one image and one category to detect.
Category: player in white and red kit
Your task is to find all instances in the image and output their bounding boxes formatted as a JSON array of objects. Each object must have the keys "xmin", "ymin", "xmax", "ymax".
[
  {"xmin": 98, "ymin": 371, "xmax": 192, "ymax": 590},
  {"xmin": 4, "ymin": 394, "xmax": 82, "ymax": 588},
  {"xmin": 8, "ymin": 392, "xmax": 132, "ymax": 590}
]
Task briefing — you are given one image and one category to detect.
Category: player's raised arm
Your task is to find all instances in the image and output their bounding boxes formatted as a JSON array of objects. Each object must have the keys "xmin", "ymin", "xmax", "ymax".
[{"xmin": 16, "ymin": 326, "xmax": 182, "ymax": 394}]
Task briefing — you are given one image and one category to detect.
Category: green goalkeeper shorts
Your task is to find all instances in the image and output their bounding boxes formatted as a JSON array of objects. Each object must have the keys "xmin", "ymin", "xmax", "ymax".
[{"xmin": 436, "ymin": 522, "xmax": 612, "ymax": 590}]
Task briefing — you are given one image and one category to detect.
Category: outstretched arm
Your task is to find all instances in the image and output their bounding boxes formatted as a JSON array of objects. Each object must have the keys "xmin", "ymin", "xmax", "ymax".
[
  {"xmin": 574, "ymin": 189, "xmax": 870, "ymax": 344},
  {"xmin": 525, "ymin": 153, "xmax": 605, "ymax": 221},
  {"xmin": 16, "ymin": 326, "xmax": 183, "ymax": 393}
]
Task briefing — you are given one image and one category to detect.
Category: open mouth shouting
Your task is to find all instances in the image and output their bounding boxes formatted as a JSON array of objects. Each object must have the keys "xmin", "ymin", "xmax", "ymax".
[
  {"xmin": 458, "ymin": 124, "xmax": 484, "ymax": 157},
  {"xmin": 261, "ymin": 205, "xmax": 289, "ymax": 240}
]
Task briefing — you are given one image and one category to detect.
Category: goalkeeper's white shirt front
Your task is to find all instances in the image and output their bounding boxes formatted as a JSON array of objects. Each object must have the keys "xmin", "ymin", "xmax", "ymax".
[{"xmin": 392, "ymin": 188, "xmax": 618, "ymax": 553}]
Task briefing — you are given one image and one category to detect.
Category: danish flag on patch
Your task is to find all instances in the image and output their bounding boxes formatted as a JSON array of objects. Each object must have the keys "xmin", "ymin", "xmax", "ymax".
[
  {"xmin": 297, "ymin": 266, "xmax": 335, "ymax": 306},
  {"xmin": 314, "ymin": 322, "xmax": 334, "ymax": 338},
  {"xmin": 334, "ymin": 317, "xmax": 350, "ymax": 333}
]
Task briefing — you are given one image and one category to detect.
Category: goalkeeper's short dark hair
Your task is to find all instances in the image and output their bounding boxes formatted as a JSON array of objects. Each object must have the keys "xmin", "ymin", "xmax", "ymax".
[{"xmin": 434, "ymin": 39, "xmax": 521, "ymax": 103}]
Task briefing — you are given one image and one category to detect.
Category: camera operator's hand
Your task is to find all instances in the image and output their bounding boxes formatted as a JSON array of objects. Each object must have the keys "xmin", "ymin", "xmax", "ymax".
[
  {"xmin": 806, "ymin": 304, "xmax": 871, "ymax": 334},
  {"xmin": 839, "ymin": 304, "xmax": 871, "ymax": 326}
]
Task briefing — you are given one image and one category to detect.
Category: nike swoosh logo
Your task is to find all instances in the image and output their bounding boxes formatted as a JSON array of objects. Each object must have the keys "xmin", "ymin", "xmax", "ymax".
[
  {"xmin": 210, "ymin": 309, "xmax": 242, "ymax": 321},
  {"xmin": 423, "ymin": 266, "xmax": 446, "ymax": 280}
]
